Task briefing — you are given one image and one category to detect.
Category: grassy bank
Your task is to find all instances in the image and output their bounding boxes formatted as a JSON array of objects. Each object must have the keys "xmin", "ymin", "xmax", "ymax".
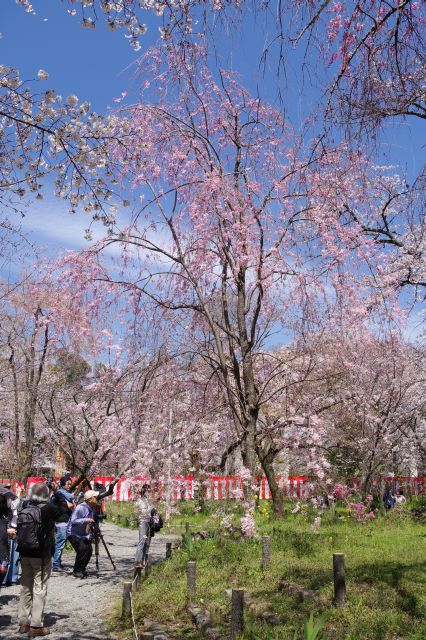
[{"xmin": 109, "ymin": 501, "xmax": 426, "ymax": 639}]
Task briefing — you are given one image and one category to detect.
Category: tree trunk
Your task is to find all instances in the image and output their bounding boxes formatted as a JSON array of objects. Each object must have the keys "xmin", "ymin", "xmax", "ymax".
[
  {"xmin": 262, "ymin": 458, "xmax": 284, "ymax": 517},
  {"xmin": 257, "ymin": 445, "xmax": 284, "ymax": 517},
  {"xmin": 189, "ymin": 451, "xmax": 206, "ymax": 513},
  {"xmin": 360, "ymin": 464, "xmax": 374, "ymax": 499},
  {"xmin": 241, "ymin": 423, "xmax": 257, "ymax": 504}
]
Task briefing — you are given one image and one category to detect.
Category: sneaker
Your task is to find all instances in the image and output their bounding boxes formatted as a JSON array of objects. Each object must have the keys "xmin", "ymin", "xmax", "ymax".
[
  {"xmin": 29, "ymin": 628, "xmax": 50, "ymax": 637},
  {"xmin": 52, "ymin": 565, "xmax": 67, "ymax": 572},
  {"xmin": 72, "ymin": 571, "xmax": 84, "ymax": 578}
]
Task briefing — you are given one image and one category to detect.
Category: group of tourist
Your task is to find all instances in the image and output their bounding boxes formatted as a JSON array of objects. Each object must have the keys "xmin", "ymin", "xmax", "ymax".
[{"xmin": 0, "ymin": 477, "xmax": 157, "ymax": 636}]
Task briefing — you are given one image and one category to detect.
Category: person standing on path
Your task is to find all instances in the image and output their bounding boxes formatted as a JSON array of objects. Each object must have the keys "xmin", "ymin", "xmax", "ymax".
[
  {"xmin": 51, "ymin": 475, "xmax": 75, "ymax": 572},
  {"xmin": 0, "ymin": 492, "xmax": 15, "ymax": 586},
  {"xmin": 66, "ymin": 490, "xmax": 98, "ymax": 578},
  {"xmin": 17, "ymin": 482, "xmax": 59, "ymax": 637},
  {"xmin": 5, "ymin": 484, "xmax": 23, "ymax": 585},
  {"xmin": 134, "ymin": 484, "xmax": 154, "ymax": 569}
]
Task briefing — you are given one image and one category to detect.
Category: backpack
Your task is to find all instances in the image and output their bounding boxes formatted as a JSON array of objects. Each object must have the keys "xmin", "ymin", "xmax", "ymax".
[
  {"xmin": 150, "ymin": 509, "xmax": 163, "ymax": 535},
  {"xmin": 17, "ymin": 503, "xmax": 44, "ymax": 553}
]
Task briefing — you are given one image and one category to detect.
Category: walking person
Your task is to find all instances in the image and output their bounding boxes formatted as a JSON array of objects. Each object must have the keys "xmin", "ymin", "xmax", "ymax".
[
  {"xmin": 51, "ymin": 475, "xmax": 75, "ymax": 572},
  {"xmin": 5, "ymin": 484, "xmax": 22, "ymax": 585},
  {"xmin": 0, "ymin": 492, "xmax": 15, "ymax": 587},
  {"xmin": 383, "ymin": 484, "xmax": 396, "ymax": 511},
  {"xmin": 134, "ymin": 484, "xmax": 154, "ymax": 569},
  {"xmin": 16, "ymin": 482, "xmax": 59, "ymax": 637},
  {"xmin": 66, "ymin": 490, "xmax": 98, "ymax": 578}
]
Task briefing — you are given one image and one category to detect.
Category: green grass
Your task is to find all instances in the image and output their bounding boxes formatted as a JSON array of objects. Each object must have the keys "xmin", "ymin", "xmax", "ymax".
[
  {"xmin": 109, "ymin": 502, "xmax": 426, "ymax": 640},
  {"xmin": 105, "ymin": 500, "xmax": 139, "ymax": 528},
  {"xmin": 105, "ymin": 498, "xmax": 244, "ymax": 530}
]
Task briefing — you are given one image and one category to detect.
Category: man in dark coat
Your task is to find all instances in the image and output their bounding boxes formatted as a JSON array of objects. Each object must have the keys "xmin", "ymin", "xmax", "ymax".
[
  {"xmin": 17, "ymin": 482, "xmax": 59, "ymax": 637},
  {"xmin": 0, "ymin": 491, "xmax": 14, "ymax": 586}
]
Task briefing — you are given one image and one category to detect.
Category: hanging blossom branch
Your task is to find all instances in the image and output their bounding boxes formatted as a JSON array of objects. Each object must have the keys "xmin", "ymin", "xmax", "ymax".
[
  {"xmin": 15, "ymin": 2, "xmax": 425, "ymax": 130},
  {"xmin": 0, "ymin": 65, "xmax": 134, "ymax": 222},
  {"xmin": 16, "ymin": 0, "xmax": 243, "ymax": 50},
  {"xmin": 285, "ymin": 0, "xmax": 426, "ymax": 131}
]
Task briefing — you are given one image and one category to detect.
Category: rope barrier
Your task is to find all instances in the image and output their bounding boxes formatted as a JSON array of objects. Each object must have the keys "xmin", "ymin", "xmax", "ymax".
[
  {"xmin": 132, "ymin": 569, "xmax": 140, "ymax": 586},
  {"xmin": 129, "ymin": 589, "xmax": 139, "ymax": 640}
]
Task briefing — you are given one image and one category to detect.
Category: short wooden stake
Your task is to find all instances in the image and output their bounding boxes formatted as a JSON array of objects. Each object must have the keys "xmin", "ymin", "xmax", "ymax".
[
  {"xmin": 185, "ymin": 521, "xmax": 190, "ymax": 534},
  {"xmin": 230, "ymin": 589, "xmax": 244, "ymax": 638},
  {"xmin": 133, "ymin": 575, "xmax": 140, "ymax": 592},
  {"xmin": 333, "ymin": 553, "xmax": 346, "ymax": 606},
  {"xmin": 187, "ymin": 561, "xmax": 196, "ymax": 598},
  {"xmin": 144, "ymin": 554, "xmax": 152, "ymax": 577},
  {"xmin": 166, "ymin": 542, "xmax": 172, "ymax": 559},
  {"xmin": 125, "ymin": 516, "xmax": 129, "ymax": 527},
  {"xmin": 262, "ymin": 536, "xmax": 271, "ymax": 569},
  {"xmin": 122, "ymin": 581, "xmax": 132, "ymax": 618},
  {"xmin": 133, "ymin": 567, "xmax": 142, "ymax": 592}
]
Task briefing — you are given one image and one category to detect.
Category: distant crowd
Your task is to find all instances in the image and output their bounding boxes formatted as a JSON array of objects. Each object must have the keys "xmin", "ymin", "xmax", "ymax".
[{"xmin": 0, "ymin": 477, "xmax": 162, "ymax": 637}]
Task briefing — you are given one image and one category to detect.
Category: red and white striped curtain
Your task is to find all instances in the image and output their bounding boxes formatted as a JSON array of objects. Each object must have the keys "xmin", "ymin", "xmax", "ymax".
[{"xmin": 2, "ymin": 474, "xmax": 425, "ymax": 501}]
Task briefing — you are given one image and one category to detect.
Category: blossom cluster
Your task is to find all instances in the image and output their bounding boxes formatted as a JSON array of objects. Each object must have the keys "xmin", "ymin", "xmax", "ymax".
[
  {"xmin": 348, "ymin": 497, "xmax": 376, "ymax": 525},
  {"xmin": 332, "ymin": 483, "xmax": 352, "ymax": 502},
  {"xmin": 0, "ymin": 64, "xmax": 127, "ymax": 217},
  {"xmin": 240, "ymin": 510, "xmax": 256, "ymax": 538},
  {"xmin": 16, "ymin": 0, "xmax": 240, "ymax": 51},
  {"xmin": 332, "ymin": 484, "xmax": 376, "ymax": 525}
]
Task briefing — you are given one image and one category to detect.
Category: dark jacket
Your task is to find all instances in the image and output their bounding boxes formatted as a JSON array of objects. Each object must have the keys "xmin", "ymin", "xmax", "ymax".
[
  {"xmin": 0, "ymin": 516, "xmax": 10, "ymax": 563},
  {"xmin": 52, "ymin": 490, "xmax": 73, "ymax": 525},
  {"xmin": 18, "ymin": 500, "xmax": 59, "ymax": 559}
]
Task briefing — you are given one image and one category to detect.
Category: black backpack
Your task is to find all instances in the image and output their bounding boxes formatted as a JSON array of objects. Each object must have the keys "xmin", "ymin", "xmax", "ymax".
[
  {"xmin": 17, "ymin": 503, "xmax": 44, "ymax": 553},
  {"xmin": 150, "ymin": 509, "xmax": 163, "ymax": 535}
]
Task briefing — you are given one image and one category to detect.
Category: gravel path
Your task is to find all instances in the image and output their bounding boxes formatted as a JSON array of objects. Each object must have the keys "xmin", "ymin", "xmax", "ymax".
[{"xmin": 0, "ymin": 522, "xmax": 180, "ymax": 640}]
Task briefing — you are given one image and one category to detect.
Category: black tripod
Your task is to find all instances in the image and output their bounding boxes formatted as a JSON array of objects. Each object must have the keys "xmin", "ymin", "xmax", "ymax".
[{"xmin": 92, "ymin": 522, "xmax": 116, "ymax": 572}]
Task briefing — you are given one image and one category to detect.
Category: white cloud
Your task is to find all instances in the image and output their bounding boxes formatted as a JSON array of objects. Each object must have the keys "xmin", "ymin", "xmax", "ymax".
[{"xmin": 21, "ymin": 200, "xmax": 107, "ymax": 250}]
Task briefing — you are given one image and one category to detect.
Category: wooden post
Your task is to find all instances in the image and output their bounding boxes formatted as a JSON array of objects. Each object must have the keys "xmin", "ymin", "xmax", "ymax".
[
  {"xmin": 262, "ymin": 536, "xmax": 271, "ymax": 569},
  {"xmin": 133, "ymin": 566, "xmax": 142, "ymax": 592},
  {"xmin": 333, "ymin": 553, "xmax": 346, "ymax": 606},
  {"xmin": 122, "ymin": 581, "xmax": 132, "ymax": 618},
  {"xmin": 185, "ymin": 521, "xmax": 190, "ymax": 534},
  {"xmin": 230, "ymin": 589, "xmax": 244, "ymax": 638},
  {"xmin": 133, "ymin": 572, "xmax": 141, "ymax": 593},
  {"xmin": 144, "ymin": 554, "xmax": 152, "ymax": 577},
  {"xmin": 187, "ymin": 561, "xmax": 196, "ymax": 598},
  {"xmin": 166, "ymin": 542, "xmax": 172, "ymax": 559},
  {"xmin": 125, "ymin": 516, "xmax": 129, "ymax": 527}
]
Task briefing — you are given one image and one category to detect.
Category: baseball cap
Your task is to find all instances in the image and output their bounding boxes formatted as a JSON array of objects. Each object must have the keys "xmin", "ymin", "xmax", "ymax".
[{"xmin": 84, "ymin": 490, "xmax": 99, "ymax": 501}]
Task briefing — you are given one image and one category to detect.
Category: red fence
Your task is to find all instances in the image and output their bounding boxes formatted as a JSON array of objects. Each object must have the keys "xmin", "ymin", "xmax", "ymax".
[{"xmin": 1, "ymin": 475, "xmax": 425, "ymax": 501}]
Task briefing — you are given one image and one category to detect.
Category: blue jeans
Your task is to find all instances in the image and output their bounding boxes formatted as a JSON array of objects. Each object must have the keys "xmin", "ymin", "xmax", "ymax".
[
  {"xmin": 135, "ymin": 520, "xmax": 151, "ymax": 565},
  {"xmin": 5, "ymin": 537, "xmax": 19, "ymax": 584},
  {"xmin": 52, "ymin": 524, "xmax": 68, "ymax": 568}
]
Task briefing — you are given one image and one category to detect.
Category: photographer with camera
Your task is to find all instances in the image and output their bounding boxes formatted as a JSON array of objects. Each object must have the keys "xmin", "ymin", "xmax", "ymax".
[{"xmin": 66, "ymin": 490, "xmax": 98, "ymax": 578}]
